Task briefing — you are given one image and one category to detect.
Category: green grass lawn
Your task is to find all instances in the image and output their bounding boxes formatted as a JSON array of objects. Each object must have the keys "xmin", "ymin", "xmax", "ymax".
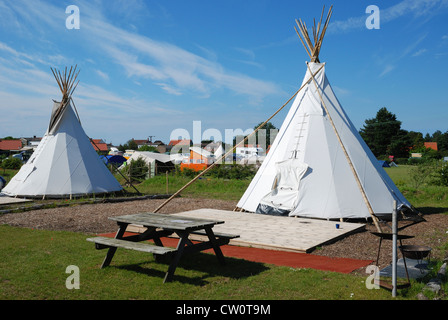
[
  {"xmin": 134, "ymin": 174, "xmax": 252, "ymax": 201},
  {"xmin": 385, "ymin": 165, "xmax": 448, "ymax": 208},
  {"xmin": 0, "ymin": 225, "xmax": 423, "ymax": 300},
  {"xmin": 1, "ymin": 164, "xmax": 447, "ymax": 300}
]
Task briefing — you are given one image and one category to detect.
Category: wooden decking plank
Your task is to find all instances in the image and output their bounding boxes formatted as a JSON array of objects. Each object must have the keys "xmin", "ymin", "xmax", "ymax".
[{"xmin": 171, "ymin": 209, "xmax": 365, "ymax": 253}]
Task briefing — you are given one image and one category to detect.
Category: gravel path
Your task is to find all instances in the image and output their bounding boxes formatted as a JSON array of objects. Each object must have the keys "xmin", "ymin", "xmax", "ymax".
[{"xmin": 1, "ymin": 197, "xmax": 447, "ymax": 270}]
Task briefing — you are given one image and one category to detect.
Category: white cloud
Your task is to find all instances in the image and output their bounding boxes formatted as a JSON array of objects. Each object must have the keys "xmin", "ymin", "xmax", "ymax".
[
  {"xmin": 95, "ymin": 70, "xmax": 110, "ymax": 82},
  {"xmin": 74, "ymin": 3, "xmax": 282, "ymax": 100},
  {"xmin": 412, "ymin": 48, "xmax": 427, "ymax": 57},
  {"xmin": 0, "ymin": 0, "xmax": 282, "ymax": 102},
  {"xmin": 379, "ymin": 65, "xmax": 396, "ymax": 78},
  {"xmin": 332, "ymin": 86, "xmax": 351, "ymax": 96},
  {"xmin": 374, "ymin": 33, "xmax": 428, "ymax": 77}
]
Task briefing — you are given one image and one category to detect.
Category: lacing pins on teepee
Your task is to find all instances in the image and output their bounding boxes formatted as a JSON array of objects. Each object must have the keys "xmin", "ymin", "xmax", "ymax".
[
  {"xmin": 153, "ymin": 6, "xmax": 417, "ymax": 235},
  {"xmin": 234, "ymin": 6, "xmax": 418, "ymax": 232}
]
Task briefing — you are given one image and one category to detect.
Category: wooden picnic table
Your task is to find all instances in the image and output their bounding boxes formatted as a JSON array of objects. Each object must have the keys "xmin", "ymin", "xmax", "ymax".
[{"xmin": 87, "ymin": 212, "xmax": 239, "ymax": 283}]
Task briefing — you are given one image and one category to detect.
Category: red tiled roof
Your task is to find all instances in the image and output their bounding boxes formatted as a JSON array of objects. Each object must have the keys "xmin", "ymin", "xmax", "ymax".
[
  {"xmin": 90, "ymin": 140, "xmax": 108, "ymax": 152},
  {"xmin": 424, "ymin": 142, "xmax": 438, "ymax": 151},
  {"xmin": 134, "ymin": 141, "xmax": 147, "ymax": 145},
  {"xmin": 169, "ymin": 139, "xmax": 191, "ymax": 146},
  {"xmin": 0, "ymin": 139, "xmax": 22, "ymax": 151}
]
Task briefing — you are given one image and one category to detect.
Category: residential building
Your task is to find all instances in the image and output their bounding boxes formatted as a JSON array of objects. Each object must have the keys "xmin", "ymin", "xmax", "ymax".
[
  {"xmin": 167, "ymin": 139, "xmax": 192, "ymax": 154},
  {"xmin": 90, "ymin": 139, "xmax": 109, "ymax": 154},
  {"xmin": 180, "ymin": 147, "xmax": 215, "ymax": 172},
  {"xmin": 424, "ymin": 142, "xmax": 438, "ymax": 151},
  {"xmin": 0, "ymin": 139, "xmax": 22, "ymax": 155}
]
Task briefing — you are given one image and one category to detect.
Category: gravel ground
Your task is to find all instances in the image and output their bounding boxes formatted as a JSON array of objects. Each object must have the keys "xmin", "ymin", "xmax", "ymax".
[{"xmin": 1, "ymin": 197, "xmax": 447, "ymax": 271}]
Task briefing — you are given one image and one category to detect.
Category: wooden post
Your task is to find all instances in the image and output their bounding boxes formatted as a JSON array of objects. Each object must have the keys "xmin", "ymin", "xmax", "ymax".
[
  {"xmin": 166, "ymin": 171, "xmax": 169, "ymax": 194},
  {"xmin": 128, "ymin": 161, "xmax": 132, "ymax": 186},
  {"xmin": 392, "ymin": 200, "xmax": 398, "ymax": 297}
]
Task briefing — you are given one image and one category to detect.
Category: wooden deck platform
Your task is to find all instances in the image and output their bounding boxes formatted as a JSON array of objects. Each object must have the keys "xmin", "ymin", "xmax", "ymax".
[
  {"xmin": 0, "ymin": 194, "xmax": 32, "ymax": 205},
  {"xmin": 168, "ymin": 209, "xmax": 366, "ymax": 253}
]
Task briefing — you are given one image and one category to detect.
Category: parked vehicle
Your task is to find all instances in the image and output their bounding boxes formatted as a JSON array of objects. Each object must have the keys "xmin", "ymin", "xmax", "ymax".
[{"xmin": 0, "ymin": 176, "xmax": 6, "ymax": 192}]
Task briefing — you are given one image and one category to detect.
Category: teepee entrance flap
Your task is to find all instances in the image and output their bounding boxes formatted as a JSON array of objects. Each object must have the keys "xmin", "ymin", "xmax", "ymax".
[{"xmin": 257, "ymin": 159, "xmax": 309, "ymax": 216}]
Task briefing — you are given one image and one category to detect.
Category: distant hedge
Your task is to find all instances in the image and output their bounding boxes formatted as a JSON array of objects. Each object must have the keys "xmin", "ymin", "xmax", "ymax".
[{"xmin": 1, "ymin": 157, "xmax": 22, "ymax": 170}]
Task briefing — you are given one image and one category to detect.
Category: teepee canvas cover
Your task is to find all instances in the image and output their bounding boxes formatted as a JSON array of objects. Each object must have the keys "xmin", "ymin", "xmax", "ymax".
[
  {"xmin": 236, "ymin": 62, "xmax": 412, "ymax": 219},
  {"xmin": 236, "ymin": 7, "xmax": 414, "ymax": 220},
  {"xmin": 2, "ymin": 66, "xmax": 122, "ymax": 198}
]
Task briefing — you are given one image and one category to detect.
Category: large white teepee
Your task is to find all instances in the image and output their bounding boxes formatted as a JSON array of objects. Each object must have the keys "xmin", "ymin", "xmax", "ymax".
[
  {"xmin": 236, "ymin": 7, "xmax": 416, "ymax": 221},
  {"xmin": 2, "ymin": 66, "xmax": 122, "ymax": 198}
]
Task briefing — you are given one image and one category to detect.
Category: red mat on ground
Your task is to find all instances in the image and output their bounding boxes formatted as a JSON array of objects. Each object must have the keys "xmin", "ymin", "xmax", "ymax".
[{"xmin": 98, "ymin": 232, "xmax": 372, "ymax": 274}]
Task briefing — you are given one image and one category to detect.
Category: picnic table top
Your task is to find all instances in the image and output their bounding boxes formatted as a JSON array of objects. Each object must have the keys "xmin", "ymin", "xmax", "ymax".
[{"xmin": 109, "ymin": 212, "xmax": 225, "ymax": 231}]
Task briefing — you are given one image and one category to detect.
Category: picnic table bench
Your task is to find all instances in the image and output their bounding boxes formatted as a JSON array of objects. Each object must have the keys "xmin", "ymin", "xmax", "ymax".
[{"xmin": 87, "ymin": 212, "xmax": 239, "ymax": 283}]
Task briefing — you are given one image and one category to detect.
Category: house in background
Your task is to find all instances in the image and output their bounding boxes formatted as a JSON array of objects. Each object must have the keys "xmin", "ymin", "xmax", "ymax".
[
  {"xmin": 134, "ymin": 138, "xmax": 167, "ymax": 153},
  {"xmin": 133, "ymin": 139, "xmax": 152, "ymax": 149},
  {"xmin": 236, "ymin": 145, "xmax": 264, "ymax": 158},
  {"xmin": 21, "ymin": 136, "xmax": 42, "ymax": 149},
  {"xmin": 167, "ymin": 139, "xmax": 192, "ymax": 154},
  {"xmin": 424, "ymin": 142, "xmax": 438, "ymax": 151},
  {"xmin": 91, "ymin": 139, "xmax": 109, "ymax": 155},
  {"xmin": 0, "ymin": 139, "xmax": 22, "ymax": 156},
  {"xmin": 150, "ymin": 140, "xmax": 167, "ymax": 153},
  {"xmin": 180, "ymin": 146, "xmax": 215, "ymax": 172}
]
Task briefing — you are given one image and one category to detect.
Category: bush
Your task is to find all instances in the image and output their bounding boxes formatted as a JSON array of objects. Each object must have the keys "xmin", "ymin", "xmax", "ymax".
[
  {"xmin": 172, "ymin": 164, "xmax": 257, "ymax": 180},
  {"xmin": 408, "ymin": 157, "xmax": 424, "ymax": 165},
  {"xmin": 122, "ymin": 157, "xmax": 149, "ymax": 182},
  {"xmin": 178, "ymin": 167, "xmax": 199, "ymax": 178},
  {"xmin": 207, "ymin": 164, "xmax": 257, "ymax": 180},
  {"xmin": 409, "ymin": 162, "xmax": 436, "ymax": 189},
  {"xmin": 433, "ymin": 163, "xmax": 448, "ymax": 187},
  {"xmin": 1, "ymin": 157, "xmax": 23, "ymax": 169},
  {"xmin": 394, "ymin": 158, "xmax": 408, "ymax": 165}
]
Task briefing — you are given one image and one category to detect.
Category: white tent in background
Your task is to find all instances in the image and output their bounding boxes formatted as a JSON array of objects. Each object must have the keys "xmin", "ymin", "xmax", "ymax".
[
  {"xmin": 119, "ymin": 151, "xmax": 177, "ymax": 177},
  {"xmin": 2, "ymin": 66, "xmax": 122, "ymax": 198},
  {"xmin": 214, "ymin": 144, "xmax": 224, "ymax": 159},
  {"xmin": 236, "ymin": 7, "xmax": 416, "ymax": 223}
]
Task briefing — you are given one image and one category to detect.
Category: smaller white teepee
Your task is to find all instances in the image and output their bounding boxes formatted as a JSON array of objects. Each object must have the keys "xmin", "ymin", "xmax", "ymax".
[{"xmin": 2, "ymin": 66, "xmax": 122, "ymax": 198}]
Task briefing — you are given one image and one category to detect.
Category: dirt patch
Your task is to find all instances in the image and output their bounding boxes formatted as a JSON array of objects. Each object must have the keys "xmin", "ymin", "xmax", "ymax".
[
  {"xmin": 1, "ymin": 197, "xmax": 447, "ymax": 271},
  {"xmin": 0, "ymin": 197, "xmax": 236, "ymax": 234}
]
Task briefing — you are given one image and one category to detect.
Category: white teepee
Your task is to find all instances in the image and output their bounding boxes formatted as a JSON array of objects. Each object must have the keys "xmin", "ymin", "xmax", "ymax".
[
  {"xmin": 2, "ymin": 66, "xmax": 122, "ymax": 198},
  {"xmin": 236, "ymin": 7, "xmax": 416, "ymax": 222}
]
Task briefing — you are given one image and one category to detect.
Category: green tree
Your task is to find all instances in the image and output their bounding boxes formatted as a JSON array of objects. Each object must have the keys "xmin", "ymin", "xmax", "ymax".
[
  {"xmin": 406, "ymin": 131, "xmax": 424, "ymax": 150},
  {"xmin": 1, "ymin": 157, "xmax": 23, "ymax": 169},
  {"xmin": 387, "ymin": 129, "xmax": 413, "ymax": 158},
  {"xmin": 123, "ymin": 157, "xmax": 149, "ymax": 182},
  {"xmin": 138, "ymin": 145, "xmax": 159, "ymax": 153},
  {"xmin": 424, "ymin": 130, "xmax": 448, "ymax": 156},
  {"xmin": 359, "ymin": 107, "xmax": 409, "ymax": 157},
  {"xmin": 117, "ymin": 139, "xmax": 138, "ymax": 152},
  {"xmin": 252, "ymin": 121, "xmax": 278, "ymax": 147}
]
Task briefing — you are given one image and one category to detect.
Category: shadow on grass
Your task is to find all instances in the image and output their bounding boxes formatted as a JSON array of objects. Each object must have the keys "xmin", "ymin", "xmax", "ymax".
[
  {"xmin": 114, "ymin": 252, "xmax": 269, "ymax": 286},
  {"xmin": 417, "ymin": 207, "xmax": 448, "ymax": 215}
]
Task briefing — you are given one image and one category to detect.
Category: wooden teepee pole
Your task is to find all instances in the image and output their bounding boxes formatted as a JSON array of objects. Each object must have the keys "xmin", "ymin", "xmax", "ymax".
[
  {"xmin": 49, "ymin": 65, "xmax": 80, "ymax": 132},
  {"xmin": 153, "ymin": 65, "xmax": 326, "ymax": 214},
  {"xmin": 295, "ymin": 5, "xmax": 333, "ymax": 63},
  {"xmin": 305, "ymin": 62, "xmax": 382, "ymax": 232}
]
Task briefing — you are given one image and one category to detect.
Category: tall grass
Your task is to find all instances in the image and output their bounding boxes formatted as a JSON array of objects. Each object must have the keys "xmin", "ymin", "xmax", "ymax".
[
  {"xmin": 135, "ymin": 174, "xmax": 252, "ymax": 201},
  {"xmin": 384, "ymin": 165, "xmax": 448, "ymax": 209}
]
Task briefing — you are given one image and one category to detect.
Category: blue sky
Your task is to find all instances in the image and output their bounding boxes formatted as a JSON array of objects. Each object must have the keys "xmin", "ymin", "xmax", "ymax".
[{"xmin": 0, "ymin": 0, "xmax": 447, "ymax": 146}]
